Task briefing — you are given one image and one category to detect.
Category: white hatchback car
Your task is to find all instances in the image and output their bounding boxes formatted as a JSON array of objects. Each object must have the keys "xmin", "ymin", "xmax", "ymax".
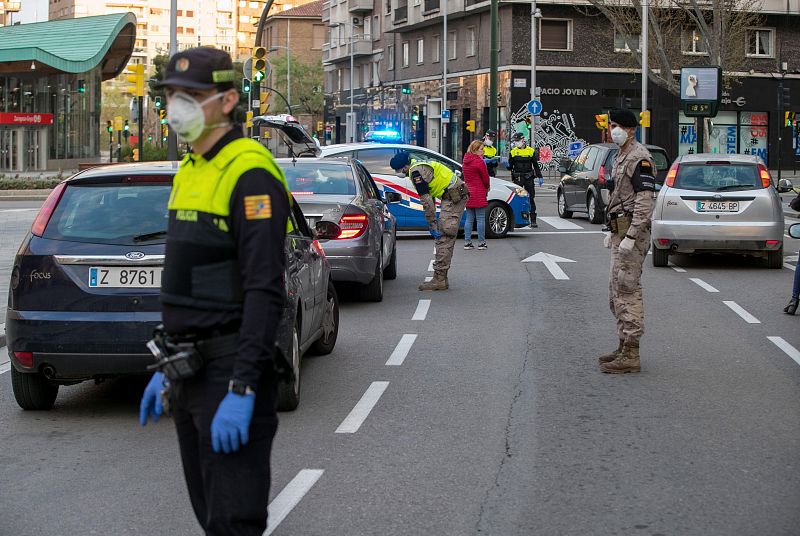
[{"xmin": 651, "ymin": 154, "xmax": 786, "ymax": 268}]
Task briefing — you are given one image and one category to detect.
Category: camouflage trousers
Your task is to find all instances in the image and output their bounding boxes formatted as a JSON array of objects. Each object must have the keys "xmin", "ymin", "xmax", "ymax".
[
  {"xmin": 433, "ymin": 191, "xmax": 468, "ymax": 274},
  {"xmin": 608, "ymin": 230, "xmax": 650, "ymax": 345}
]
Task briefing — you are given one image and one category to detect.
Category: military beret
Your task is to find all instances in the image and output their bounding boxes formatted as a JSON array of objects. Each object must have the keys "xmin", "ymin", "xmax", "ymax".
[
  {"xmin": 609, "ymin": 108, "xmax": 639, "ymax": 128},
  {"xmin": 390, "ymin": 151, "xmax": 412, "ymax": 170}
]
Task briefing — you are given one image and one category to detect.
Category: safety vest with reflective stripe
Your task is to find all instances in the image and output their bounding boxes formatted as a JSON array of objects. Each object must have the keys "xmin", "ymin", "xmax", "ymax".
[{"xmin": 409, "ymin": 160, "xmax": 455, "ymax": 199}]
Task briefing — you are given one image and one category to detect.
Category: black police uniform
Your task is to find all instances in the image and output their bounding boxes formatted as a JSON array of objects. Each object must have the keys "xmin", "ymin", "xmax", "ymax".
[{"xmin": 507, "ymin": 144, "xmax": 543, "ymax": 223}]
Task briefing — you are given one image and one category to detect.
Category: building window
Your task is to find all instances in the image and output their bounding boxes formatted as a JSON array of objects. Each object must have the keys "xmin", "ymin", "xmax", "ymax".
[
  {"xmin": 466, "ymin": 26, "xmax": 476, "ymax": 57},
  {"xmin": 614, "ymin": 30, "xmax": 640, "ymax": 53},
  {"xmin": 386, "ymin": 0, "xmax": 392, "ymax": 14},
  {"xmin": 539, "ymin": 19, "xmax": 572, "ymax": 51},
  {"xmin": 746, "ymin": 28, "xmax": 774, "ymax": 57},
  {"xmin": 448, "ymin": 30, "xmax": 456, "ymax": 60},
  {"xmin": 312, "ymin": 24, "xmax": 325, "ymax": 50},
  {"xmin": 432, "ymin": 34, "xmax": 440, "ymax": 63},
  {"xmin": 681, "ymin": 28, "xmax": 708, "ymax": 55},
  {"xmin": 373, "ymin": 15, "xmax": 380, "ymax": 40},
  {"xmin": 388, "ymin": 44, "xmax": 395, "ymax": 70},
  {"xmin": 402, "ymin": 41, "xmax": 410, "ymax": 67},
  {"xmin": 364, "ymin": 16, "xmax": 372, "ymax": 40},
  {"xmin": 417, "ymin": 38, "xmax": 424, "ymax": 64}
]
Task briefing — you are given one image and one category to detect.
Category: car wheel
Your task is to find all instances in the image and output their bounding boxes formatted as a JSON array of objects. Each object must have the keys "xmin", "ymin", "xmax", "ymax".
[
  {"xmin": 309, "ymin": 280, "xmax": 339, "ymax": 355},
  {"xmin": 11, "ymin": 367, "xmax": 58, "ymax": 410},
  {"xmin": 557, "ymin": 190, "xmax": 573, "ymax": 218},
  {"xmin": 486, "ymin": 201, "xmax": 511, "ymax": 238},
  {"xmin": 652, "ymin": 246, "xmax": 670, "ymax": 267},
  {"xmin": 383, "ymin": 241, "xmax": 397, "ymax": 280},
  {"xmin": 360, "ymin": 250, "xmax": 384, "ymax": 302},
  {"xmin": 276, "ymin": 323, "xmax": 301, "ymax": 411},
  {"xmin": 587, "ymin": 193, "xmax": 604, "ymax": 224},
  {"xmin": 766, "ymin": 247, "xmax": 784, "ymax": 269}
]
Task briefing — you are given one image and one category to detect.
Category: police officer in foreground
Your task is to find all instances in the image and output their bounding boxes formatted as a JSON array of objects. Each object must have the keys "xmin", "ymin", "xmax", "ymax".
[
  {"xmin": 482, "ymin": 130, "xmax": 499, "ymax": 177},
  {"xmin": 599, "ymin": 109, "xmax": 656, "ymax": 374},
  {"xmin": 139, "ymin": 47, "xmax": 291, "ymax": 535},
  {"xmin": 390, "ymin": 151, "xmax": 468, "ymax": 290},
  {"xmin": 506, "ymin": 131, "xmax": 543, "ymax": 227}
]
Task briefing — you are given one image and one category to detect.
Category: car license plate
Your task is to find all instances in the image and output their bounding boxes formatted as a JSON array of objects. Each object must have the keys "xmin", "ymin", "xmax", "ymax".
[
  {"xmin": 696, "ymin": 200, "xmax": 739, "ymax": 213},
  {"xmin": 89, "ymin": 267, "xmax": 162, "ymax": 288}
]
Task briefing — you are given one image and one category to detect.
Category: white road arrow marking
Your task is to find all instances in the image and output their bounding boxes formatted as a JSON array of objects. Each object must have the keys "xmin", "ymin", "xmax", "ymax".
[{"xmin": 522, "ymin": 252, "xmax": 576, "ymax": 280}]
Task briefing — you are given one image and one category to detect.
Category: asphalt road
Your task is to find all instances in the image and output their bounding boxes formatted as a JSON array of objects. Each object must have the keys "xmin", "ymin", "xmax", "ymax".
[{"xmin": 1, "ymin": 192, "xmax": 799, "ymax": 535}]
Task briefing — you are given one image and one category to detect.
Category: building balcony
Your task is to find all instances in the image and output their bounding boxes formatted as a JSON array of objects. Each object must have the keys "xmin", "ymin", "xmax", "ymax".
[
  {"xmin": 349, "ymin": 0, "xmax": 373, "ymax": 12},
  {"xmin": 322, "ymin": 37, "xmax": 374, "ymax": 63}
]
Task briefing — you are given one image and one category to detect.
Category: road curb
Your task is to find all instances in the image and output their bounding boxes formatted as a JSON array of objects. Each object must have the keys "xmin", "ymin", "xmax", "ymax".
[{"xmin": 0, "ymin": 190, "xmax": 52, "ymax": 201}]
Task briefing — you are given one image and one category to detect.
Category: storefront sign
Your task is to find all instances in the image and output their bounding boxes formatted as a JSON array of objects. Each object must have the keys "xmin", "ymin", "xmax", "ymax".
[
  {"xmin": 0, "ymin": 112, "xmax": 54, "ymax": 126},
  {"xmin": 540, "ymin": 88, "xmax": 597, "ymax": 97}
]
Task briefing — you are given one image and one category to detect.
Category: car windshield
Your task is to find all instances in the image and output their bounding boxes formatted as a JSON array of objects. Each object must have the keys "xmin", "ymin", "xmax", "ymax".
[
  {"xmin": 43, "ymin": 182, "xmax": 172, "ymax": 245},
  {"xmin": 673, "ymin": 163, "xmax": 760, "ymax": 192},
  {"xmin": 283, "ymin": 163, "xmax": 357, "ymax": 195},
  {"xmin": 651, "ymin": 151, "xmax": 669, "ymax": 171}
]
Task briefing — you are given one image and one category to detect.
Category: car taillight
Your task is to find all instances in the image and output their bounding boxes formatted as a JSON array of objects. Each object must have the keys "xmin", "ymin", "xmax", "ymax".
[
  {"xmin": 665, "ymin": 163, "xmax": 679, "ymax": 187},
  {"xmin": 597, "ymin": 165, "xmax": 607, "ymax": 185},
  {"xmin": 31, "ymin": 182, "xmax": 67, "ymax": 237},
  {"xmin": 14, "ymin": 351, "xmax": 34, "ymax": 368},
  {"xmin": 757, "ymin": 164, "xmax": 772, "ymax": 188},
  {"xmin": 337, "ymin": 213, "xmax": 368, "ymax": 239},
  {"xmin": 657, "ymin": 239, "xmax": 670, "ymax": 246},
  {"xmin": 766, "ymin": 239, "xmax": 780, "ymax": 247}
]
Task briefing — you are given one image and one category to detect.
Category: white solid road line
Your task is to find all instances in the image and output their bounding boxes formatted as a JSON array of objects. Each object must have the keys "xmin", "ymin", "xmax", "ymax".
[
  {"xmin": 386, "ymin": 334, "xmax": 417, "ymax": 366},
  {"xmin": 427, "ymin": 259, "xmax": 434, "ymax": 272},
  {"xmin": 513, "ymin": 230, "xmax": 604, "ymax": 235},
  {"xmin": 723, "ymin": 301, "xmax": 761, "ymax": 324},
  {"xmin": 538, "ymin": 216, "xmax": 585, "ymax": 230},
  {"xmin": 785, "ymin": 263, "xmax": 796, "ymax": 272},
  {"xmin": 335, "ymin": 381, "xmax": 389, "ymax": 434},
  {"xmin": 767, "ymin": 337, "xmax": 800, "ymax": 367},
  {"xmin": 0, "ymin": 350, "xmax": 9, "ymax": 375},
  {"xmin": 669, "ymin": 264, "xmax": 687, "ymax": 273},
  {"xmin": 264, "ymin": 469, "xmax": 324, "ymax": 536},
  {"xmin": 412, "ymin": 299, "xmax": 431, "ymax": 321},
  {"xmin": 689, "ymin": 278, "xmax": 719, "ymax": 293}
]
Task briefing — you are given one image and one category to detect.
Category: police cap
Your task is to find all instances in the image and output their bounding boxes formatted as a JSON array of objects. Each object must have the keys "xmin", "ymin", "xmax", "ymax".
[
  {"xmin": 512, "ymin": 132, "xmax": 525, "ymax": 141},
  {"xmin": 390, "ymin": 151, "xmax": 412, "ymax": 170},
  {"xmin": 157, "ymin": 47, "xmax": 236, "ymax": 90},
  {"xmin": 485, "ymin": 130, "xmax": 497, "ymax": 137},
  {"xmin": 609, "ymin": 108, "xmax": 639, "ymax": 128}
]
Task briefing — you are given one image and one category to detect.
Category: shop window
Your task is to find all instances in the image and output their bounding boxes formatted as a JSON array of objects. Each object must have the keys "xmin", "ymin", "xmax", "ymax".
[
  {"xmin": 677, "ymin": 111, "xmax": 768, "ymax": 163},
  {"xmin": 539, "ymin": 19, "xmax": 572, "ymax": 51},
  {"xmin": 746, "ymin": 28, "xmax": 774, "ymax": 57},
  {"xmin": 681, "ymin": 28, "xmax": 708, "ymax": 55}
]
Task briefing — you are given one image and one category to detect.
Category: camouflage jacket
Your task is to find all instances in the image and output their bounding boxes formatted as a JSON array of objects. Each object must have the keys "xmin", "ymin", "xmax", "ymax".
[{"xmin": 607, "ymin": 140, "xmax": 656, "ymax": 240}]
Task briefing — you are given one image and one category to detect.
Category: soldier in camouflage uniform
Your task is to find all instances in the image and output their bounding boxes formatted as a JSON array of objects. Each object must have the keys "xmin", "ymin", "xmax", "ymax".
[
  {"xmin": 390, "ymin": 151, "xmax": 469, "ymax": 291},
  {"xmin": 598, "ymin": 109, "xmax": 656, "ymax": 373}
]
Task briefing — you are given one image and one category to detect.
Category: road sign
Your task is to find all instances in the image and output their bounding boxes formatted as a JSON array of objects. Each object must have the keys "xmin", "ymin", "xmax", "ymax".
[
  {"xmin": 114, "ymin": 116, "xmax": 123, "ymax": 132},
  {"xmin": 441, "ymin": 110, "xmax": 450, "ymax": 123},
  {"xmin": 521, "ymin": 252, "xmax": 575, "ymax": 280},
  {"xmin": 568, "ymin": 141, "xmax": 584, "ymax": 158},
  {"xmin": 526, "ymin": 99, "xmax": 543, "ymax": 116},
  {"xmin": 242, "ymin": 58, "xmax": 252, "ymax": 82}
]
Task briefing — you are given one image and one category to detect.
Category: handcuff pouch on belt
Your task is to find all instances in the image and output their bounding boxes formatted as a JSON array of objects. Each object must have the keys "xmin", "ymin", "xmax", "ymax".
[
  {"xmin": 605, "ymin": 212, "xmax": 632, "ymax": 236},
  {"xmin": 146, "ymin": 325, "xmax": 239, "ymax": 381},
  {"xmin": 443, "ymin": 182, "xmax": 469, "ymax": 203}
]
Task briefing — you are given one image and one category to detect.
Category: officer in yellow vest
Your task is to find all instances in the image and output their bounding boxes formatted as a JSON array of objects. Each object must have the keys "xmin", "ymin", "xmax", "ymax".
[
  {"xmin": 139, "ymin": 47, "xmax": 291, "ymax": 536},
  {"xmin": 482, "ymin": 130, "xmax": 499, "ymax": 177},
  {"xmin": 507, "ymin": 131, "xmax": 543, "ymax": 227},
  {"xmin": 390, "ymin": 151, "xmax": 469, "ymax": 290}
]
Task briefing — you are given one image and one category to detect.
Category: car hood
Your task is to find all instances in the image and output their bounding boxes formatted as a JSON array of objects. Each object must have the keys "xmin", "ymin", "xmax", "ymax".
[{"xmin": 252, "ymin": 114, "xmax": 321, "ymax": 157}]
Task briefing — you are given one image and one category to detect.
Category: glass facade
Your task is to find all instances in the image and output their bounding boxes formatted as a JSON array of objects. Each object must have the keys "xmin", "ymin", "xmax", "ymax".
[{"xmin": 678, "ymin": 110, "xmax": 769, "ymax": 163}]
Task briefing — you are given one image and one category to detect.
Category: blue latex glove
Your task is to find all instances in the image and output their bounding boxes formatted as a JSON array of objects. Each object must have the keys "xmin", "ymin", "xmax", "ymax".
[
  {"xmin": 429, "ymin": 229, "xmax": 442, "ymax": 240},
  {"xmin": 538, "ymin": 176, "xmax": 544, "ymax": 187},
  {"xmin": 211, "ymin": 392, "xmax": 256, "ymax": 454},
  {"xmin": 139, "ymin": 372, "xmax": 166, "ymax": 426}
]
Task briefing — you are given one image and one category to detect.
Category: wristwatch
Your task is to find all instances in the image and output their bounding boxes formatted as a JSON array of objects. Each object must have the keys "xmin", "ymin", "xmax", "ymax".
[{"xmin": 228, "ymin": 379, "xmax": 256, "ymax": 396}]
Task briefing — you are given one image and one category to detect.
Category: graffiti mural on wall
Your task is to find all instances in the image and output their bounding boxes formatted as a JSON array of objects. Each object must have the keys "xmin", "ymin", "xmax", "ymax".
[{"xmin": 508, "ymin": 104, "xmax": 588, "ymax": 170}]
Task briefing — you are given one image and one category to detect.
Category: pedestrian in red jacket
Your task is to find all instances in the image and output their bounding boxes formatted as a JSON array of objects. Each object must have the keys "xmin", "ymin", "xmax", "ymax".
[{"xmin": 462, "ymin": 140, "xmax": 491, "ymax": 250}]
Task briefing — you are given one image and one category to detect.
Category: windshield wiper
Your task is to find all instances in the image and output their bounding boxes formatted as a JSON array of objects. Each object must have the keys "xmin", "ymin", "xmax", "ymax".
[{"xmin": 133, "ymin": 230, "xmax": 167, "ymax": 242}]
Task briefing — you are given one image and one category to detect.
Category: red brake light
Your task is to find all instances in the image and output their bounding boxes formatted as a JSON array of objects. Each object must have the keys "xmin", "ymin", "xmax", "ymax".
[
  {"xmin": 757, "ymin": 164, "xmax": 771, "ymax": 188},
  {"xmin": 657, "ymin": 239, "xmax": 670, "ymax": 246},
  {"xmin": 31, "ymin": 182, "xmax": 67, "ymax": 237},
  {"xmin": 598, "ymin": 165, "xmax": 607, "ymax": 185},
  {"xmin": 766, "ymin": 239, "xmax": 780, "ymax": 247},
  {"xmin": 14, "ymin": 351, "xmax": 34, "ymax": 368},
  {"xmin": 337, "ymin": 214, "xmax": 368, "ymax": 239},
  {"xmin": 665, "ymin": 163, "xmax": 679, "ymax": 187}
]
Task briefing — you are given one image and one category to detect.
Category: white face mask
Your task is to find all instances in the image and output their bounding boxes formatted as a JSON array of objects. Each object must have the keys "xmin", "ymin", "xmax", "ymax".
[
  {"xmin": 611, "ymin": 126, "xmax": 629, "ymax": 146},
  {"xmin": 167, "ymin": 91, "xmax": 228, "ymax": 142},
  {"xmin": 515, "ymin": 141, "xmax": 526, "ymax": 149},
  {"xmin": 484, "ymin": 139, "xmax": 494, "ymax": 147}
]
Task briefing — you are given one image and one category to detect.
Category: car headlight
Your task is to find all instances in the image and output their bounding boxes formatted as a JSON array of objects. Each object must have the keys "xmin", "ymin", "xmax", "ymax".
[{"xmin": 506, "ymin": 185, "xmax": 528, "ymax": 197}]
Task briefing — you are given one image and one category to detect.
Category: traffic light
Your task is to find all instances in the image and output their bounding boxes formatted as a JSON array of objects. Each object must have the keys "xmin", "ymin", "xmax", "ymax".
[
  {"xmin": 242, "ymin": 77, "xmax": 252, "ymax": 94},
  {"xmin": 77, "ymin": 79, "xmax": 86, "ymax": 93},
  {"xmin": 639, "ymin": 110, "xmax": 651, "ymax": 128},
  {"xmin": 411, "ymin": 105, "xmax": 420, "ymax": 121},
  {"xmin": 251, "ymin": 47, "xmax": 267, "ymax": 83},
  {"xmin": 465, "ymin": 119, "xmax": 476, "ymax": 132},
  {"xmin": 154, "ymin": 96, "xmax": 162, "ymax": 109},
  {"xmin": 595, "ymin": 113, "xmax": 608, "ymax": 130},
  {"xmin": 786, "ymin": 111, "xmax": 796, "ymax": 127},
  {"xmin": 523, "ymin": 116, "xmax": 532, "ymax": 130},
  {"xmin": 123, "ymin": 119, "xmax": 130, "ymax": 139},
  {"xmin": 781, "ymin": 86, "xmax": 791, "ymax": 109},
  {"xmin": 246, "ymin": 110, "xmax": 254, "ymax": 128},
  {"xmin": 106, "ymin": 120, "xmax": 112, "ymax": 134},
  {"xmin": 401, "ymin": 85, "xmax": 412, "ymax": 94},
  {"xmin": 125, "ymin": 64, "xmax": 145, "ymax": 97},
  {"xmin": 147, "ymin": 135, "xmax": 153, "ymax": 142},
  {"xmin": 159, "ymin": 110, "xmax": 167, "ymax": 125}
]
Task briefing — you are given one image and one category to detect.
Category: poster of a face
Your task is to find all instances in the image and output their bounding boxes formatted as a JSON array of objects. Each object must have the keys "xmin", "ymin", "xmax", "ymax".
[{"xmin": 680, "ymin": 67, "xmax": 720, "ymax": 101}]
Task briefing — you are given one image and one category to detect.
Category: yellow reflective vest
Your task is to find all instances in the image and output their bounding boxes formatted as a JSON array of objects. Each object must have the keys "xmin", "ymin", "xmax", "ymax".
[{"xmin": 409, "ymin": 160, "xmax": 455, "ymax": 199}]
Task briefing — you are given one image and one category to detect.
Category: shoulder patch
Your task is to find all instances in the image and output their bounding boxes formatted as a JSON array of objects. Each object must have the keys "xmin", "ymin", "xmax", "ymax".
[{"xmin": 244, "ymin": 195, "xmax": 272, "ymax": 220}]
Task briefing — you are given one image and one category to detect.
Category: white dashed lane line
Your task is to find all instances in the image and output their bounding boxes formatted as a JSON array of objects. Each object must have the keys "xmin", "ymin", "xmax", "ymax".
[
  {"xmin": 386, "ymin": 334, "xmax": 417, "ymax": 366},
  {"xmin": 689, "ymin": 278, "xmax": 719, "ymax": 293},
  {"xmin": 767, "ymin": 337, "xmax": 800, "ymax": 367},
  {"xmin": 412, "ymin": 299, "xmax": 431, "ymax": 321},
  {"xmin": 538, "ymin": 216, "xmax": 584, "ymax": 230},
  {"xmin": 264, "ymin": 469, "xmax": 324, "ymax": 536},
  {"xmin": 335, "ymin": 381, "xmax": 389, "ymax": 434},
  {"xmin": 0, "ymin": 345, "xmax": 8, "ymax": 375},
  {"xmin": 723, "ymin": 300, "xmax": 761, "ymax": 324},
  {"xmin": 427, "ymin": 260, "xmax": 434, "ymax": 272},
  {"xmin": 669, "ymin": 264, "xmax": 687, "ymax": 273}
]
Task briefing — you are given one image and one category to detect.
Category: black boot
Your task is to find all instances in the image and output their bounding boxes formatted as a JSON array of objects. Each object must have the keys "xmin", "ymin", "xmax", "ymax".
[{"xmin": 784, "ymin": 297, "xmax": 799, "ymax": 315}]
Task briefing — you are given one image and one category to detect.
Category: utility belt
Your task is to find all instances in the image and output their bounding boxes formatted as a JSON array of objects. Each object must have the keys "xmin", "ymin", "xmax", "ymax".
[
  {"xmin": 511, "ymin": 172, "xmax": 534, "ymax": 185},
  {"xmin": 605, "ymin": 212, "xmax": 633, "ymax": 235},
  {"xmin": 146, "ymin": 324, "xmax": 238, "ymax": 381},
  {"xmin": 442, "ymin": 180, "xmax": 469, "ymax": 203}
]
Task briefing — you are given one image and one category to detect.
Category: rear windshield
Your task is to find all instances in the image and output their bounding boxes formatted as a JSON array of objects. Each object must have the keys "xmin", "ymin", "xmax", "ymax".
[
  {"xmin": 673, "ymin": 163, "xmax": 760, "ymax": 192},
  {"xmin": 651, "ymin": 151, "xmax": 669, "ymax": 172},
  {"xmin": 43, "ymin": 182, "xmax": 171, "ymax": 245},
  {"xmin": 283, "ymin": 163, "xmax": 357, "ymax": 196}
]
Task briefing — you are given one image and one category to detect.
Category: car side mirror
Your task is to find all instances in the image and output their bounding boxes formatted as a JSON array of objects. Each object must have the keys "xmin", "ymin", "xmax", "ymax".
[
  {"xmin": 789, "ymin": 223, "xmax": 800, "ymax": 239},
  {"xmin": 384, "ymin": 191, "xmax": 402, "ymax": 204},
  {"xmin": 777, "ymin": 178, "xmax": 793, "ymax": 193},
  {"xmin": 314, "ymin": 220, "xmax": 341, "ymax": 240}
]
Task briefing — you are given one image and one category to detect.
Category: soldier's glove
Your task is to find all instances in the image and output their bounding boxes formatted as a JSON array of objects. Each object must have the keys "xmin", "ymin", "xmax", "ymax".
[
  {"xmin": 211, "ymin": 392, "xmax": 256, "ymax": 454},
  {"xmin": 619, "ymin": 236, "xmax": 636, "ymax": 254},
  {"xmin": 603, "ymin": 233, "xmax": 612, "ymax": 249},
  {"xmin": 139, "ymin": 372, "xmax": 167, "ymax": 426}
]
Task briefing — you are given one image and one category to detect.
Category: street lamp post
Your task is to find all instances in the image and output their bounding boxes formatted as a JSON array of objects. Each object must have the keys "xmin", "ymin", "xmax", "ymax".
[{"xmin": 530, "ymin": 1, "xmax": 542, "ymax": 147}]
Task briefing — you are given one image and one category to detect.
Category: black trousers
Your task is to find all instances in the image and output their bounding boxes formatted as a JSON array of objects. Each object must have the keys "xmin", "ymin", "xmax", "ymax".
[
  {"xmin": 513, "ymin": 173, "xmax": 538, "ymax": 222},
  {"xmin": 172, "ymin": 354, "xmax": 278, "ymax": 536}
]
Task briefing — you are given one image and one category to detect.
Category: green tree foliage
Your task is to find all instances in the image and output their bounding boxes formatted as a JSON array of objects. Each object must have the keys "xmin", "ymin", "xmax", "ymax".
[{"xmin": 268, "ymin": 53, "xmax": 324, "ymax": 116}]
